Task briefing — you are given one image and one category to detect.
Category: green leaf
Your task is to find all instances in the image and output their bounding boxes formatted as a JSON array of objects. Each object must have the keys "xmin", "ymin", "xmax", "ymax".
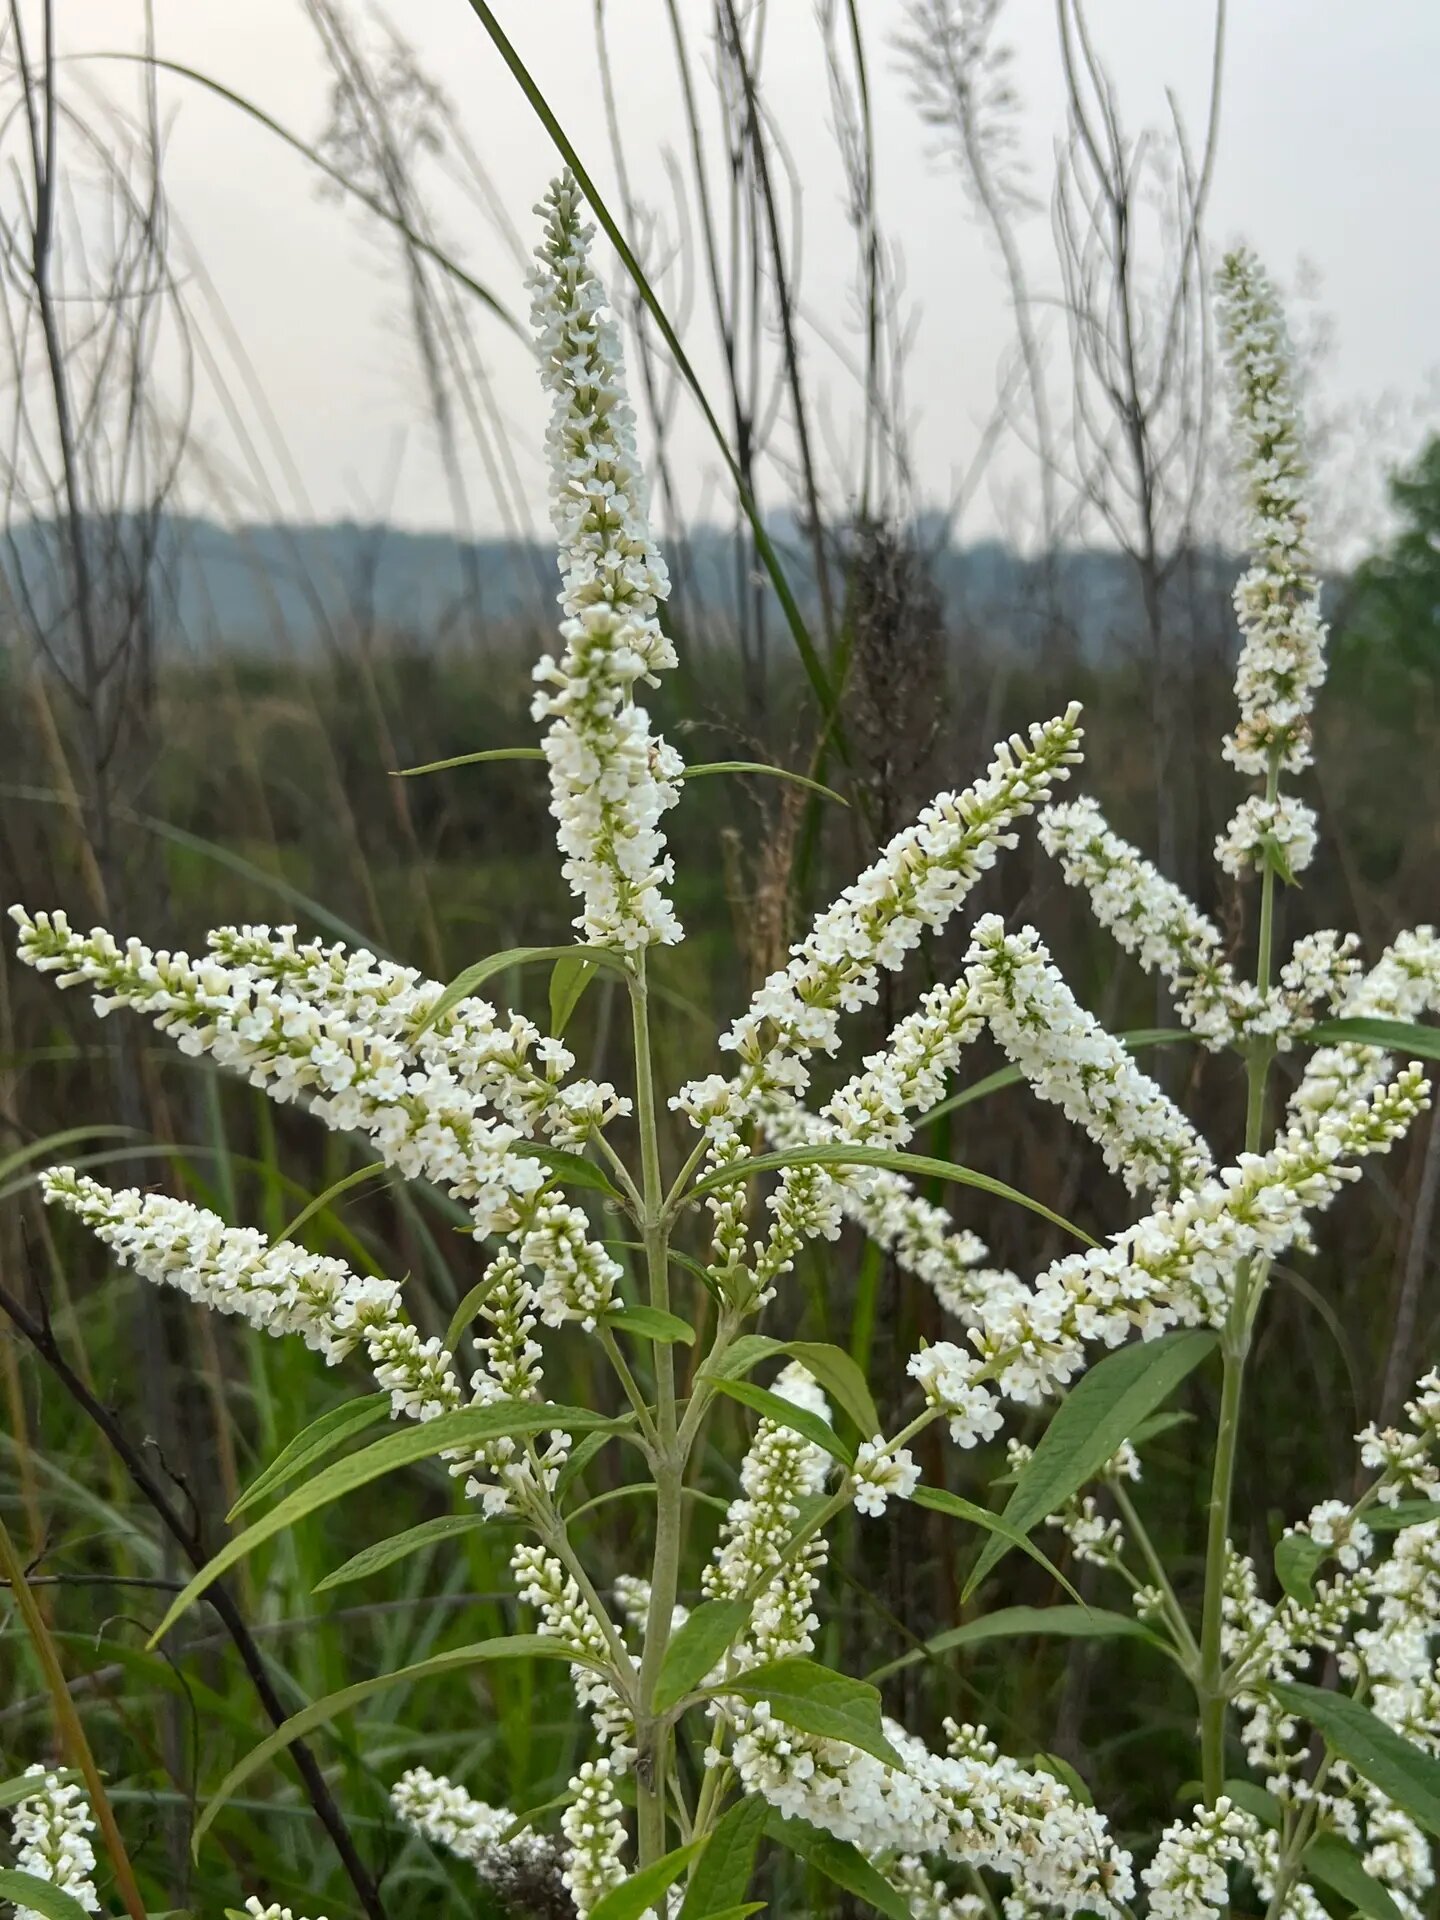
[
  {"xmin": 686, "ymin": 1144, "xmax": 1095, "ymax": 1246},
  {"xmin": 1303, "ymin": 1832, "xmax": 1407, "ymax": 1920},
  {"xmin": 1032, "ymin": 1750, "xmax": 1093, "ymax": 1804},
  {"xmin": 967, "ymin": 1331, "xmax": 1217, "ymax": 1598},
  {"xmin": 0, "ymin": 1871, "xmax": 98, "ymax": 1920},
  {"xmin": 195, "ymin": 1635, "xmax": 589, "ymax": 1848},
  {"xmin": 655, "ymin": 1599, "xmax": 751, "ymax": 1712},
  {"xmin": 715, "ymin": 1658, "xmax": 903, "ymax": 1770},
  {"xmin": 1273, "ymin": 1682, "xmax": 1440, "ymax": 1835},
  {"xmin": 868, "ymin": 1603, "xmax": 1164, "ymax": 1680},
  {"xmin": 589, "ymin": 1841, "xmax": 706, "ymax": 1920},
  {"xmin": 765, "ymin": 1813, "xmax": 909, "ymax": 1920},
  {"xmin": 274, "ymin": 1161, "xmax": 390, "ymax": 1245},
  {"xmin": 1368, "ymin": 1501, "xmax": 1440, "ymax": 1533},
  {"xmin": 444, "ymin": 1273, "xmax": 497, "ymax": 1357},
  {"xmin": 1274, "ymin": 1530, "xmax": 1329, "ymax": 1605},
  {"xmin": 152, "ymin": 1401, "xmax": 620, "ymax": 1645},
  {"xmin": 517, "ymin": 1139, "xmax": 624, "ymax": 1200},
  {"xmin": 414, "ymin": 944, "xmax": 627, "ymax": 1038},
  {"xmin": 551, "ymin": 952, "xmax": 600, "ymax": 1037},
  {"xmin": 0, "ymin": 1771, "xmax": 82, "ymax": 1810},
  {"xmin": 1307, "ymin": 1017, "xmax": 1440, "ymax": 1062},
  {"xmin": 689, "ymin": 1908, "xmax": 764, "ymax": 1919},
  {"xmin": 313, "ymin": 1512, "xmax": 490, "ymax": 1592},
  {"xmin": 683, "ymin": 761, "xmax": 848, "ymax": 807},
  {"xmin": 715, "ymin": 1337, "xmax": 879, "ymax": 1439},
  {"xmin": 606, "ymin": 1305, "xmax": 696, "ymax": 1346},
  {"xmin": 912, "ymin": 1487, "xmax": 1085, "ymax": 1605},
  {"xmin": 392, "ymin": 745, "xmax": 546, "ymax": 776},
  {"xmin": 711, "ymin": 1378, "xmax": 854, "ymax": 1466},
  {"xmin": 1219, "ymin": 1778, "xmax": 1284, "ymax": 1828},
  {"xmin": 677, "ymin": 1797, "xmax": 766, "ymax": 1919},
  {"xmin": 228, "ymin": 1393, "xmax": 389, "ymax": 1519}
]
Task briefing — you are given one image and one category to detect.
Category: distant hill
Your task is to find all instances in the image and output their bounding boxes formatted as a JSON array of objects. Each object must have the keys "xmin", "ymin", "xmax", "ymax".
[{"xmin": 0, "ymin": 515, "xmax": 1244, "ymax": 662}]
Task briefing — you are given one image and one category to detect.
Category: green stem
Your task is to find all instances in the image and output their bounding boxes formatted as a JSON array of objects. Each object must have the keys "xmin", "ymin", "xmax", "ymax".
[
  {"xmin": 1199, "ymin": 754, "xmax": 1284, "ymax": 1807},
  {"xmin": 628, "ymin": 955, "xmax": 684, "ymax": 1871},
  {"xmin": 1112, "ymin": 1481, "xmax": 1200, "ymax": 1669}
]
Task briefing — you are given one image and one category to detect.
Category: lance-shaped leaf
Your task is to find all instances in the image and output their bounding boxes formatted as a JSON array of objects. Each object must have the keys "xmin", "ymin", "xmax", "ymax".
[
  {"xmin": 195, "ymin": 1635, "xmax": 594, "ymax": 1847},
  {"xmin": 687, "ymin": 1144, "xmax": 1095, "ymax": 1246},
  {"xmin": 967, "ymin": 1331, "xmax": 1217, "ymax": 1598},
  {"xmin": 712, "ymin": 1658, "xmax": 903, "ymax": 1770},
  {"xmin": 151, "ymin": 1401, "xmax": 622, "ymax": 1646},
  {"xmin": 1303, "ymin": 1832, "xmax": 1406, "ymax": 1920},
  {"xmin": 711, "ymin": 1378, "xmax": 854, "ymax": 1466},
  {"xmin": 655, "ymin": 1599, "xmax": 751, "ymax": 1712},
  {"xmin": 589, "ymin": 1841, "xmax": 707, "ymax": 1920},
  {"xmin": 414, "ymin": 943, "xmax": 629, "ymax": 1038},
  {"xmin": 228, "ymin": 1393, "xmax": 389, "ymax": 1519},
  {"xmin": 677, "ymin": 1797, "xmax": 766, "ymax": 1919},
  {"xmin": 0, "ymin": 1872, "xmax": 97, "ymax": 1920},
  {"xmin": 765, "ymin": 1813, "xmax": 909, "ymax": 1920},
  {"xmin": 1273, "ymin": 1683, "xmax": 1440, "ymax": 1836},
  {"xmin": 913, "ymin": 1487, "xmax": 1084, "ymax": 1605},
  {"xmin": 1306, "ymin": 1017, "xmax": 1440, "ymax": 1062},
  {"xmin": 712, "ymin": 1336, "xmax": 879, "ymax": 1439},
  {"xmin": 605, "ymin": 1304, "xmax": 696, "ymax": 1346},
  {"xmin": 313, "ymin": 1512, "xmax": 493, "ymax": 1593},
  {"xmin": 868, "ymin": 1602, "xmax": 1165, "ymax": 1681},
  {"xmin": 550, "ymin": 952, "xmax": 599, "ymax": 1037}
]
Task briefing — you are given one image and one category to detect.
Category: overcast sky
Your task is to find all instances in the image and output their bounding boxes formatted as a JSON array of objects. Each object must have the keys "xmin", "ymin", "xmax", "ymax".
[{"xmin": 49, "ymin": 1, "xmax": 1440, "ymax": 549}]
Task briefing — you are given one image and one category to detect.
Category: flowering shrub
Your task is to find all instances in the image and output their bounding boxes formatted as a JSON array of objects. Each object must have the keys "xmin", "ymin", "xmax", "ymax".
[{"xmin": 6, "ymin": 192, "xmax": 1440, "ymax": 1920}]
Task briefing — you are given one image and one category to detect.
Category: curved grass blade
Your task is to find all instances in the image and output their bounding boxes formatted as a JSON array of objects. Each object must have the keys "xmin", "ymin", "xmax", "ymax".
[
  {"xmin": 274, "ymin": 1162, "xmax": 391, "ymax": 1245},
  {"xmin": 683, "ymin": 761, "xmax": 848, "ymax": 806},
  {"xmin": 392, "ymin": 746, "xmax": 546, "ymax": 777}
]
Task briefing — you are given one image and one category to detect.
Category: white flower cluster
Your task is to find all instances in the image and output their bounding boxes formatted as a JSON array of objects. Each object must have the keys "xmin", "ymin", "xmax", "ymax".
[
  {"xmin": 529, "ymin": 172, "xmax": 683, "ymax": 951},
  {"xmin": 897, "ymin": 1062, "xmax": 1430, "ymax": 1452},
  {"xmin": 1006, "ymin": 1436, "xmax": 1140, "ymax": 1571},
  {"xmin": 1359, "ymin": 1369, "xmax": 1440, "ymax": 1505},
  {"xmin": 559, "ymin": 1757, "xmax": 628, "ymax": 1914},
  {"xmin": 977, "ymin": 1064, "xmax": 1427, "ymax": 1394},
  {"xmin": 704, "ymin": 1364, "xmax": 833, "ymax": 1662},
  {"xmin": 1214, "ymin": 794, "xmax": 1318, "ymax": 881},
  {"xmin": 1288, "ymin": 927, "xmax": 1440, "ymax": 1141},
  {"xmin": 529, "ymin": 172, "xmax": 672, "ymax": 666},
  {"xmin": 7, "ymin": 1768, "xmax": 99, "ymax": 1920},
  {"xmin": 908, "ymin": 1341, "xmax": 1005, "ymax": 1449},
  {"xmin": 732, "ymin": 1711, "xmax": 1134, "ymax": 1919},
  {"xmin": 389, "ymin": 1766, "xmax": 562, "ymax": 1906},
  {"xmin": 13, "ymin": 909, "xmax": 625, "ymax": 1333},
  {"xmin": 511, "ymin": 1542, "xmax": 631, "ymax": 1759},
  {"xmin": 677, "ymin": 706, "xmax": 1084, "ymax": 1128},
  {"xmin": 1143, "ymin": 1799, "xmax": 1260, "ymax": 1920},
  {"xmin": 40, "ymin": 1168, "xmax": 406, "ymax": 1371},
  {"xmin": 850, "ymin": 1437, "xmax": 921, "ymax": 1518},
  {"xmin": 1038, "ymin": 800, "xmax": 1357, "ymax": 1050},
  {"xmin": 964, "ymin": 916, "xmax": 1212, "ymax": 1196},
  {"xmin": 243, "ymin": 1902, "xmax": 327, "ymax": 1920},
  {"xmin": 206, "ymin": 923, "xmax": 627, "ymax": 1145},
  {"xmin": 1217, "ymin": 246, "xmax": 1327, "ymax": 777}
]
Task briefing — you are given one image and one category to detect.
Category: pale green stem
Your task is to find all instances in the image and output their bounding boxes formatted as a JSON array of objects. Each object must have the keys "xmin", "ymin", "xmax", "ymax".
[
  {"xmin": 1112, "ymin": 1480, "xmax": 1200, "ymax": 1669},
  {"xmin": 1199, "ymin": 751, "xmax": 1283, "ymax": 1807},
  {"xmin": 598, "ymin": 1325, "xmax": 661, "ymax": 1451},
  {"xmin": 628, "ymin": 953, "xmax": 685, "ymax": 1871}
]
